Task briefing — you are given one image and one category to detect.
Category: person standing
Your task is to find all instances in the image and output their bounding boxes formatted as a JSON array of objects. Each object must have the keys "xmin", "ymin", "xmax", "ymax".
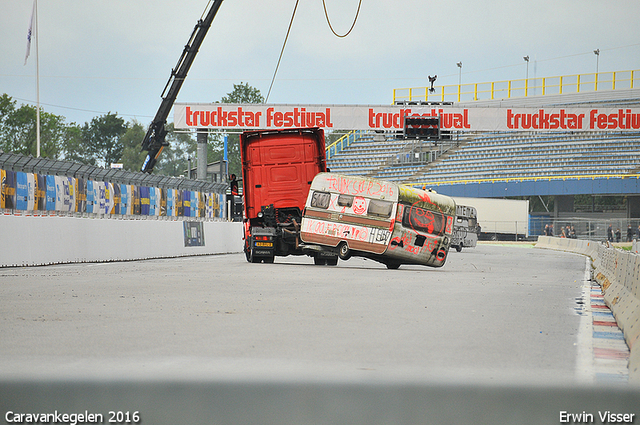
[{"xmin": 228, "ymin": 174, "xmax": 239, "ymax": 220}]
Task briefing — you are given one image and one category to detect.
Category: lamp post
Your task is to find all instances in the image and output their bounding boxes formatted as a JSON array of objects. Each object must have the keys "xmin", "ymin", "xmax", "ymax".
[
  {"xmin": 523, "ymin": 56, "xmax": 530, "ymax": 96},
  {"xmin": 594, "ymin": 49, "xmax": 600, "ymax": 91},
  {"xmin": 456, "ymin": 62, "xmax": 462, "ymax": 101}
]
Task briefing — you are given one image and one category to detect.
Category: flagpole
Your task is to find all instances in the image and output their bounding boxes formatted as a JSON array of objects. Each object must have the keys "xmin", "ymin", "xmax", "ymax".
[{"xmin": 35, "ymin": 0, "xmax": 40, "ymax": 158}]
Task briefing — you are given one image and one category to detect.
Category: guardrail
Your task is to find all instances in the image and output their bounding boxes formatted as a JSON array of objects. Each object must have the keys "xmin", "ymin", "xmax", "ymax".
[
  {"xmin": 394, "ymin": 69, "xmax": 639, "ymax": 103},
  {"xmin": 536, "ymin": 236, "xmax": 640, "ymax": 382}
]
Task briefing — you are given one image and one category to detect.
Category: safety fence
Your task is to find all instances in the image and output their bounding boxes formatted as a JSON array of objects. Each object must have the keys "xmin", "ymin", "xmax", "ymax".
[
  {"xmin": 0, "ymin": 152, "xmax": 228, "ymax": 220},
  {"xmin": 394, "ymin": 69, "xmax": 639, "ymax": 103},
  {"xmin": 536, "ymin": 236, "xmax": 640, "ymax": 382}
]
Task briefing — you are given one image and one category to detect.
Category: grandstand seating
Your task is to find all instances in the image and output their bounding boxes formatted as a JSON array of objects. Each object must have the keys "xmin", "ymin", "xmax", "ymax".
[{"xmin": 326, "ymin": 130, "xmax": 640, "ymax": 184}]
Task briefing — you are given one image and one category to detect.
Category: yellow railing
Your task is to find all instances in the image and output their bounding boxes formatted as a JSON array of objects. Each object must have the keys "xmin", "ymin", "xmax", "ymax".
[
  {"xmin": 325, "ymin": 130, "xmax": 359, "ymax": 160},
  {"xmin": 413, "ymin": 173, "xmax": 640, "ymax": 189},
  {"xmin": 394, "ymin": 70, "xmax": 639, "ymax": 103}
]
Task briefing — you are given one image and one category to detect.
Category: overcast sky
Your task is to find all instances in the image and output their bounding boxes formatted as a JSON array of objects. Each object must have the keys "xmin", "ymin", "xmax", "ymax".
[{"xmin": 2, "ymin": 0, "xmax": 640, "ymax": 126}]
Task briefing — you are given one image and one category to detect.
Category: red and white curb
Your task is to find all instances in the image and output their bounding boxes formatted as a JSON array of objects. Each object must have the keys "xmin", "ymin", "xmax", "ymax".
[{"xmin": 576, "ymin": 258, "xmax": 630, "ymax": 383}]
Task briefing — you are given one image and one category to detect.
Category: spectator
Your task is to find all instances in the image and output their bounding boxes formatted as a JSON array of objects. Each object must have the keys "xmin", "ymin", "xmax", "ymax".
[
  {"xmin": 549, "ymin": 224, "xmax": 554, "ymax": 237},
  {"xmin": 615, "ymin": 228, "xmax": 621, "ymax": 243},
  {"xmin": 607, "ymin": 225, "xmax": 614, "ymax": 242},
  {"xmin": 544, "ymin": 224, "xmax": 549, "ymax": 236},
  {"xmin": 229, "ymin": 174, "xmax": 239, "ymax": 219},
  {"xmin": 627, "ymin": 225, "xmax": 634, "ymax": 242},
  {"xmin": 636, "ymin": 225, "xmax": 640, "ymax": 241},
  {"xmin": 570, "ymin": 226, "xmax": 576, "ymax": 239}
]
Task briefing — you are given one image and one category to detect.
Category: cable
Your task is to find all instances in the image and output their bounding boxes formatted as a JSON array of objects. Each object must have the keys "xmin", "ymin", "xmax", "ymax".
[
  {"xmin": 265, "ymin": 0, "xmax": 300, "ymax": 103},
  {"xmin": 322, "ymin": 0, "xmax": 362, "ymax": 38}
]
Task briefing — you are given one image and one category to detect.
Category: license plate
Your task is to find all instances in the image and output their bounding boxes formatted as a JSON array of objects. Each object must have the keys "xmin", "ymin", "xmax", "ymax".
[{"xmin": 255, "ymin": 242, "xmax": 273, "ymax": 247}]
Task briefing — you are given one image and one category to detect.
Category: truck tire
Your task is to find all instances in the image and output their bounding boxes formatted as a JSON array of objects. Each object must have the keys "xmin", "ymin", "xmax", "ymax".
[{"xmin": 249, "ymin": 247, "xmax": 261, "ymax": 263}]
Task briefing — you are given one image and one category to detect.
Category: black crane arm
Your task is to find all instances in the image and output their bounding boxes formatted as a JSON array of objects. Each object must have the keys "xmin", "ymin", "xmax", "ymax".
[{"xmin": 141, "ymin": 0, "xmax": 224, "ymax": 173}]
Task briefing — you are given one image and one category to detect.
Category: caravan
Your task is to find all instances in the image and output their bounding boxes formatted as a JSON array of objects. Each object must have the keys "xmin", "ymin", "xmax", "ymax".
[{"xmin": 300, "ymin": 173, "xmax": 456, "ymax": 268}]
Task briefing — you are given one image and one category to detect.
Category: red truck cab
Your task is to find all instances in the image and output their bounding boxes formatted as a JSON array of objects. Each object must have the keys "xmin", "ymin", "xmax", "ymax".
[{"xmin": 240, "ymin": 127, "xmax": 333, "ymax": 264}]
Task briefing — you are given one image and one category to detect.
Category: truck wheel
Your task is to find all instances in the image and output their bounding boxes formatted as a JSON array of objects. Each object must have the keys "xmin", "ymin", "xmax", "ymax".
[
  {"xmin": 455, "ymin": 245, "xmax": 462, "ymax": 252},
  {"xmin": 338, "ymin": 242, "xmax": 351, "ymax": 261},
  {"xmin": 249, "ymin": 251, "xmax": 260, "ymax": 263},
  {"xmin": 385, "ymin": 262, "xmax": 400, "ymax": 269},
  {"xmin": 248, "ymin": 245, "xmax": 261, "ymax": 263},
  {"xmin": 313, "ymin": 256, "xmax": 326, "ymax": 265}
]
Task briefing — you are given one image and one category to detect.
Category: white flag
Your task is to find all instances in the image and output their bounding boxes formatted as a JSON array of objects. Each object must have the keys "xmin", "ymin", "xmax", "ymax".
[{"xmin": 24, "ymin": 0, "xmax": 36, "ymax": 65}]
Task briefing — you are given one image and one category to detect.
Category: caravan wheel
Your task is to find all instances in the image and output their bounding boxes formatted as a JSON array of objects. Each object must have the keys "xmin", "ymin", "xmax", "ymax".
[{"xmin": 338, "ymin": 242, "xmax": 351, "ymax": 260}]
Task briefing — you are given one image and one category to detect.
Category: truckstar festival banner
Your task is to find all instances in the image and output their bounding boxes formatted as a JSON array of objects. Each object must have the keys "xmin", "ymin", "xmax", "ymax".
[{"xmin": 174, "ymin": 103, "xmax": 640, "ymax": 132}]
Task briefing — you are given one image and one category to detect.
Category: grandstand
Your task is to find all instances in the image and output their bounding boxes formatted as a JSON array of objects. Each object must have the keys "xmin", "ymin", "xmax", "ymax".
[
  {"xmin": 327, "ymin": 129, "xmax": 640, "ymax": 184},
  {"xmin": 326, "ymin": 69, "xmax": 640, "ymax": 192}
]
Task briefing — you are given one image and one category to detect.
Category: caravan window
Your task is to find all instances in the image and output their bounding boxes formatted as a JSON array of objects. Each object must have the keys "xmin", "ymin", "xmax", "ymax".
[
  {"xmin": 402, "ymin": 205, "xmax": 446, "ymax": 236},
  {"xmin": 367, "ymin": 199, "xmax": 393, "ymax": 218},
  {"xmin": 337, "ymin": 194, "xmax": 353, "ymax": 207},
  {"xmin": 310, "ymin": 191, "xmax": 331, "ymax": 209}
]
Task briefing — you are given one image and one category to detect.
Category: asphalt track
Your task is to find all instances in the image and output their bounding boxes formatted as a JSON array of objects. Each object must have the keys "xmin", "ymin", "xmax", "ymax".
[{"xmin": 0, "ymin": 243, "xmax": 593, "ymax": 383}]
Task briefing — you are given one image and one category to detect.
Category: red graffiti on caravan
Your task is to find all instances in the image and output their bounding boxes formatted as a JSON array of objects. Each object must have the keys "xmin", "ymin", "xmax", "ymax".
[{"xmin": 326, "ymin": 175, "xmax": 395, "ymax": 198}]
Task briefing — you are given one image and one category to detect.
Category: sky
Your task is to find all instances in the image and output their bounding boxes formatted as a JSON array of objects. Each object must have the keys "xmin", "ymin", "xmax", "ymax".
[{"xmin": 2, "ymin": 0, "xmax": 640, "ymax": 127}]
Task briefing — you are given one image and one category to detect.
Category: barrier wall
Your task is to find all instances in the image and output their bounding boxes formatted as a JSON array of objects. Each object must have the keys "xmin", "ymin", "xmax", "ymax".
[
  {"xmin": 0, "ymin": 215, "xmax": 244, "ymax": 267},
  {"xmin": 536, "ymin": 236, "xmax": 640, "ymax": 382}
]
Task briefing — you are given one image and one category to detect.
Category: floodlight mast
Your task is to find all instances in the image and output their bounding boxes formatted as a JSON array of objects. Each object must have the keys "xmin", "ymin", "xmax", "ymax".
[{"xmin": 141, "ymin": 0, "xmax": 224, "ymax": 173}]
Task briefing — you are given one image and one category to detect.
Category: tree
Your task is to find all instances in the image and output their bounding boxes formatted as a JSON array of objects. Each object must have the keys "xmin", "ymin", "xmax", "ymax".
[
  {"xmin": 82, "ymin": 112, "xmax": 126, "ymax": 167},
  {"xmin": 0, "ymin": 93, "xmax": 66, "ymax": 159},
  {"xmin": 119, "ymin": 121, "xmax": 147, "ymax": 172},
  {"xmin": 154, "ymin": 123, "xmax": 196, "ymax": 177},
  {"xmin": 208, "ymin": 82, "xmax": 265, "ymax": 177}
]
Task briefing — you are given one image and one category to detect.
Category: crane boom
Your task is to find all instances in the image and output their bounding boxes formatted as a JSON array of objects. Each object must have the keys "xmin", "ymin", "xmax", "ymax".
[{"xmin": 141, "ymin": 0, "xmax": 224, "ymax": 173}]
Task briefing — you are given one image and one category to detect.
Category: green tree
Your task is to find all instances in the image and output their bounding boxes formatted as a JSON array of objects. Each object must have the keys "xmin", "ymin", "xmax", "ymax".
[
  {"xmin": 220, "ymin": 82, "xmax": 265, "ymax": 104},
  {"xmin": 155, "ymin": 123, "xmax": 196, "ymax": 177},
  {"xmin": 119, "ymin": 120, "xmax": 147, "ymax": 172},
  {"xmin": 61, "ymin": 124, "xmax": 86, "ymax": 163},
  {"xmin": 0, "ymin": 93, "xmax": 66, "ymax": 159},
  {"xmin": 82, "ymin": 112, "xmax": 126, "ymax": 167},
  {"xmin": 207, "ymin": 82, "xmax": 265, "ymax": 177}
]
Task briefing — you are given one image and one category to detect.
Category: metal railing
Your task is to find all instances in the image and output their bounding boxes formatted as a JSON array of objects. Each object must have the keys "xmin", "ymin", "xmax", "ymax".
[
  {"xmin": 0, "ymin": 151, "xmax": 227, "ymax": 193},
  {"xmin": 413, "ymin": 172, "xmax": 640, "ymax": 189},
  {"xmin": 393, "ymin": 69, "xmax": 639, "ymax": 103},
  {"xmin": 325, "ymin": 130, "xmax": 362, "ymax": 161}
]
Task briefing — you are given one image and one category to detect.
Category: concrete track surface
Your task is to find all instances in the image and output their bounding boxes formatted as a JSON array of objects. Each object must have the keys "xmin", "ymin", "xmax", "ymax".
[
  {"xmin": 0, "ymin": 244, "xmax": 599, "ymax": 379},
  {"xmin": 1, "ymin": 244, "xmax": 639, "ymax": 424}
]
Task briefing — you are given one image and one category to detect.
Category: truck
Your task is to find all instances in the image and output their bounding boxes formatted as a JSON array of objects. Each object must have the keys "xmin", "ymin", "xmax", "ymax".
[
  {"xmin": 452, "ymin": 197, "xmax": 529, "ymax": 241},
  {"xmin": 240, "ymin": 127, "xmax": 338, "ymax": 265}
]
